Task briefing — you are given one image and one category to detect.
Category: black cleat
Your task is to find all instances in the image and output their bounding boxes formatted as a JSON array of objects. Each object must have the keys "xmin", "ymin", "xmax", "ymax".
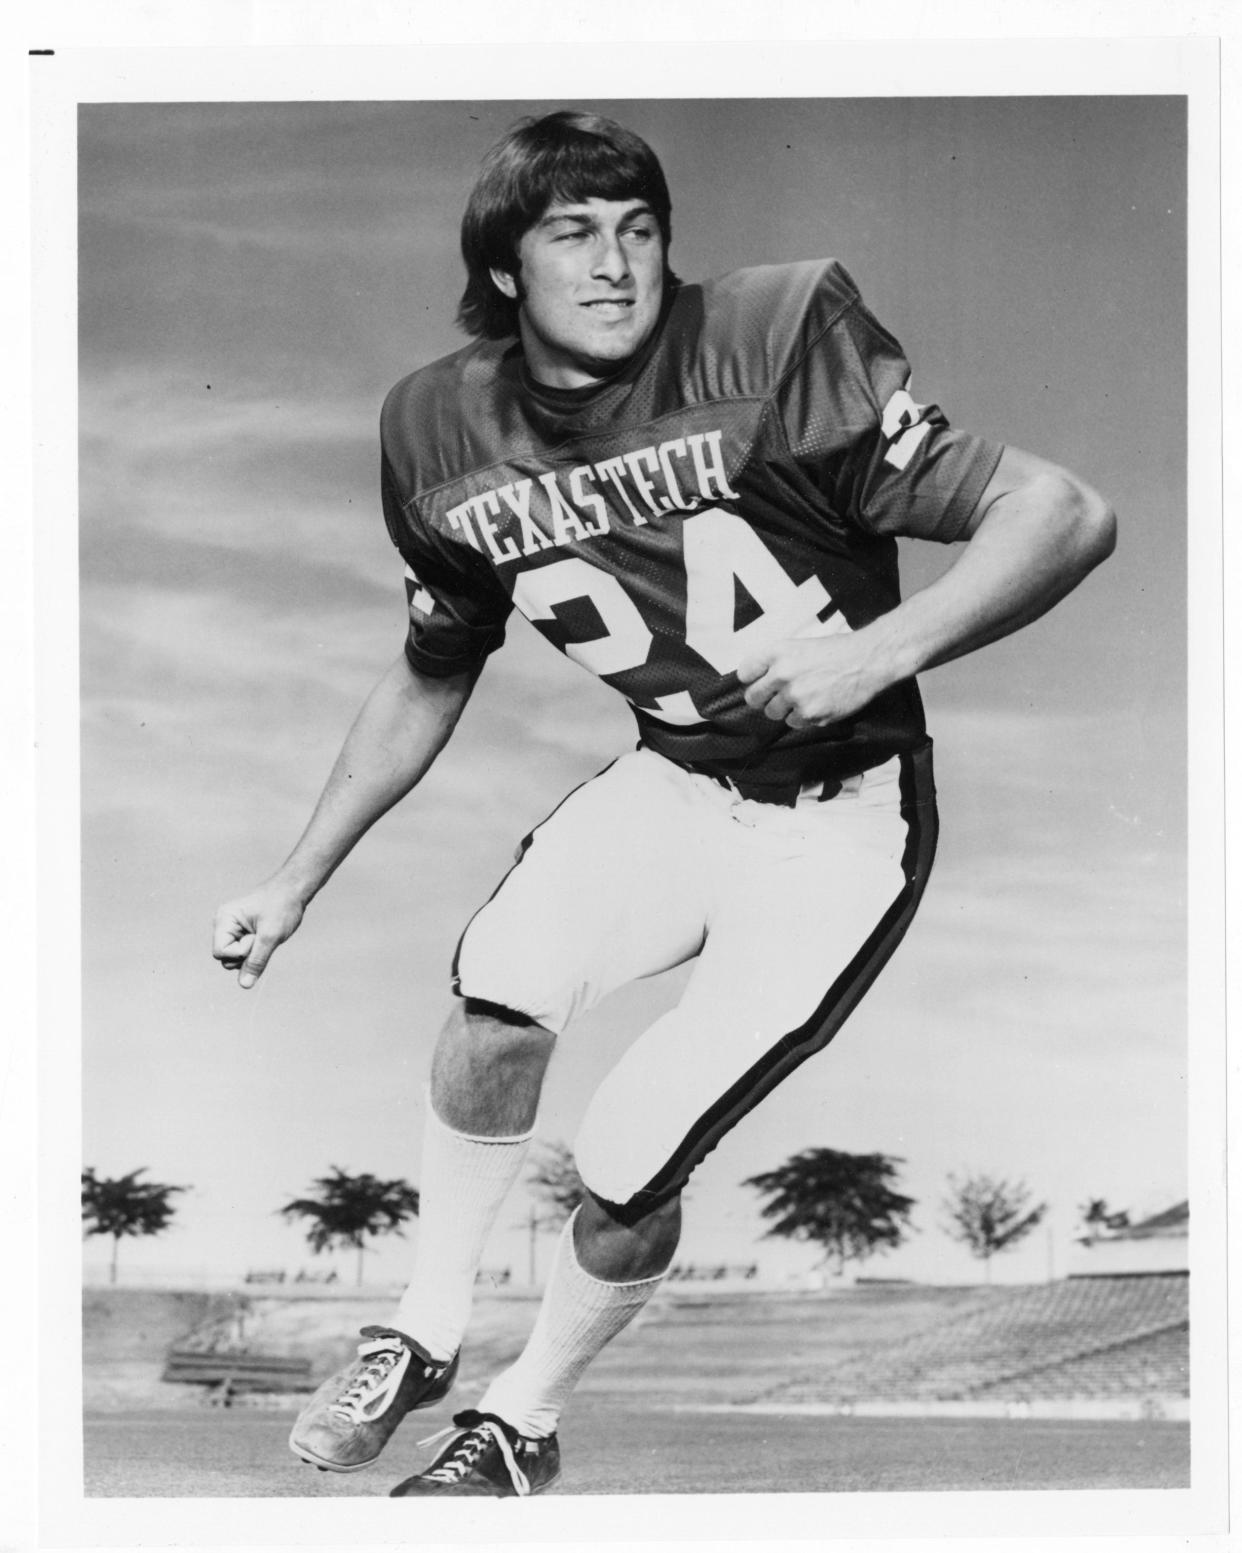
[{"xmin": 389, "ymin": 1409, "xmax": 561, "ymax": 1498}]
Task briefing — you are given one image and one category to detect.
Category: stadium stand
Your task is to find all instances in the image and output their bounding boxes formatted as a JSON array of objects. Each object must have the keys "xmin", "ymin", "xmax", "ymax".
[
  {"xmin": 667, "ymin": 1262, "xmax": 759, "ymax": 1282},
  {"xmin": 762, "ymin": 1274, "xmax": 1188, "ymax": 1406},
  {"xmin": 973, "ymin": 1321, "xmax": 1188, "ymax": 1403}
]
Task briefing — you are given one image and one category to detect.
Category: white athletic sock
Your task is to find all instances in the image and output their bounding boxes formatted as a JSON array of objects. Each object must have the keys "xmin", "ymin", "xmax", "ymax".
[
  {"xmin": 477, "ymin": 1210, "xmax": 664, "ymax": 1438},
  {"xmin": 392, "ymin": 1095, "xmax": 532, "ymax": 1361}
]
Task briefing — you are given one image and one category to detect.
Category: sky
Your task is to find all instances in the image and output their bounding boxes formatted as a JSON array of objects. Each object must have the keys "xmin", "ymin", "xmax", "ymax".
[{"xmin": 73, "ymin": 94, "xmax": 1191, "ymax": 1290}]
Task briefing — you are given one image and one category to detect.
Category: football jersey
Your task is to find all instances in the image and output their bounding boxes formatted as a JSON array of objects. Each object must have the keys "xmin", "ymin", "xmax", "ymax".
[{"xmin": 380, "ymin": 260, "xmax": 1003, "ymax": 794}]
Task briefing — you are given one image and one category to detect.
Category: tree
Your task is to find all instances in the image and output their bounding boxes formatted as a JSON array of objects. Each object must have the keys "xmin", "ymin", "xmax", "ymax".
[
  {"xmin": 523, "ymin": 1140, "xmax": 587, "ymax": 1285},
  {"xmin": 527, "ymin": 1139, "xmax": 587, "ymax": 1230},
  {"xmin": 81, "ymin": 1167, "xmax": 186, "ymax": 1285},
  {"xmin": 279, "ymin": 1167, "xmax": 420, "ymax": 1287},
  {"xmin": 1078, "ymin": 1197, "xmax": 1130, "ymax": 1241},
  {"xmin": 743, "ymin": 1148, "xmax": 916, "ymax": 1278},
  {"xmin": 942, "ymin": 1172, "xmax": 1047, "ymax": 1281}
]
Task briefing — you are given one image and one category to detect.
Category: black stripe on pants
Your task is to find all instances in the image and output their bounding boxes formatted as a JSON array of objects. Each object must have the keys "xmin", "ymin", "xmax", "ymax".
[{"xmin": 594, "ymin": 740, "xmax": 939, "ymax": 1227}]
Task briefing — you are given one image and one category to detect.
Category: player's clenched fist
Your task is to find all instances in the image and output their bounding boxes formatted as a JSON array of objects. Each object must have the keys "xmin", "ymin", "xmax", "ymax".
[
  {"xmin": 212, "ymin": 881, "xmax": 307, "ymax": 990},
  {"xmin": 737, "ymin": 633, "xmax": 886, "ymax": 729}
]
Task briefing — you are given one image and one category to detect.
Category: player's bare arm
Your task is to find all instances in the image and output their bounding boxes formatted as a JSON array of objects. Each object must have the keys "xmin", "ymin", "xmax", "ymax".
[
  {"xmin": 212, "ymin": 653, "xmax": 474, "ymax": 988},
  {"xmin": 737, "ymin": 445, "xmax": 1116, "ymax": 729}
]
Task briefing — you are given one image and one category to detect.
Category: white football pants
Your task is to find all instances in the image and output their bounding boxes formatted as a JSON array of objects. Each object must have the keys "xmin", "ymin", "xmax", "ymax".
[{"xmin": 452, "ymin": 742, "xmax": 937, "ymax": 1221}]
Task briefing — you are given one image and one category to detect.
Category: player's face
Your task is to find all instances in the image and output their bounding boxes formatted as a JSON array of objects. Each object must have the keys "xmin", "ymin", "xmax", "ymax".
[{"xmin": 492, "ymin": 197, "xmax": 665, "ymax": 389}]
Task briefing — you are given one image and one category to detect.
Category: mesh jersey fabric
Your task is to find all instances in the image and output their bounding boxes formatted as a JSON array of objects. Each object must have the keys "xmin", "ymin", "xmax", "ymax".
[{"xmin": 379, "ymin": 259, "xmax": 1003, "ymax": 790}]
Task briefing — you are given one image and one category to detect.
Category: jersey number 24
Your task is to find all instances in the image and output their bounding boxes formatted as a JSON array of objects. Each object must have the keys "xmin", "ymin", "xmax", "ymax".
[{"xmin": 511, "ymin": 508, "xmax": 845, "ymax": 726}]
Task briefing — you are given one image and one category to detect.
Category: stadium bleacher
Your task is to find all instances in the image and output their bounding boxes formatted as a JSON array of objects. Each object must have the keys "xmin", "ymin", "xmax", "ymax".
[{"xmin": 763, "ymin": 1274, "xmax": 1188, "ymax": 1407}]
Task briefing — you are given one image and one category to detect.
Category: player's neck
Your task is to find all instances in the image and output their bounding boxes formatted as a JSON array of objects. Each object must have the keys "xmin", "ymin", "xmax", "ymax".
[
  {"xmin": 519, "ymin": 339, "xmax": 635, "ymax": 393},
  {"xmin": 519, "ymin": 360, "xmax": 621, "ymax": 404}
]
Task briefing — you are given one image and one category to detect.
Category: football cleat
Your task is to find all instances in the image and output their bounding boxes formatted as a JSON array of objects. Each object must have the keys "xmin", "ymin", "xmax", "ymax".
[
  {"xmin": 289, "ymin": 1326, "xmax": 459, "ymax": 1472},
  {"xmin": 389, "ymin": 1409, "xmax": 561, "ymax": 1497}
]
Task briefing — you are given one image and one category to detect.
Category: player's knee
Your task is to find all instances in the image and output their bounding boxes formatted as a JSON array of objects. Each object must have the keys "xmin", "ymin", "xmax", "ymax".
[
  {"xmin": 431, "ymin": 998, "xmax": 556, "ymax": 1135},
  {"xmin": 448, "ymin": 997, "xmax": 556, "ymax": 1065},
  {"xmin": 434, "ymin": 997, "xmax": 553, "ymax": 1080},
  {"xmin": 579, "ymin": 1185, "xmax": 681, "ymax": 1239},
  {"xmin": 574, "ymin": 1186, "xmax": 682, "ymax": 1278}
]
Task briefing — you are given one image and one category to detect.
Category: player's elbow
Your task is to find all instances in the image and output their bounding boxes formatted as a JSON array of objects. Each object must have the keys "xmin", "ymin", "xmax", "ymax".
[
  {"xmin": 1074, "ymin": 481, "xmax": 1117, "ymax": 570},
  {"xmin": 1043, "ymin": 470, "xmax": 1117, "ymax": 579}
]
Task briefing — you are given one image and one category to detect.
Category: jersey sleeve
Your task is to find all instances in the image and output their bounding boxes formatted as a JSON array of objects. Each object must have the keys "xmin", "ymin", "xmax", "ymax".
[
  {"xmin": 381, "ymin": 450, "xmax": 511, "ymax": 677},
  {"xmin": 776, "ymin": 268, "xmax": 1004, "ymax": 542}
]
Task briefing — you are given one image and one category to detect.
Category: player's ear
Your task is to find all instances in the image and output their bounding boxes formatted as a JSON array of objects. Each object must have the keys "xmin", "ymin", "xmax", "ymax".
[{"xmin": 490, "ymin": 268, "xmax": 519, "ymax": 300}]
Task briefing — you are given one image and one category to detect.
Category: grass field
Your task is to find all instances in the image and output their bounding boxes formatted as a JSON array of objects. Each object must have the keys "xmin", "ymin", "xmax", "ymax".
[{"xmin": 84, "ymin": 1403, "xmax": 1189, "ymax": 1497}]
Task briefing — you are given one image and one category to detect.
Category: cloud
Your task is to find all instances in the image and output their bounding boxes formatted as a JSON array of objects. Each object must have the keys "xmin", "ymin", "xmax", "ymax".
[
  {"xmin": 82, "ymin": 365, "xmax": 374, "ymax": 459},
  {"xmin": 81, "ymin": 201, "xmax": 447, "ymax": 261},
  {"xmin": 78, "ymin": 366, "xmax": 397, "ymax": 618}
]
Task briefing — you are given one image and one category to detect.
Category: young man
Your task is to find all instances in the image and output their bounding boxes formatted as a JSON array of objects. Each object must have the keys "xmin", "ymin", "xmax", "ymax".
[{"xmin": 212, "ymin": 111, "xmax": 1115, "ymax": 1497}]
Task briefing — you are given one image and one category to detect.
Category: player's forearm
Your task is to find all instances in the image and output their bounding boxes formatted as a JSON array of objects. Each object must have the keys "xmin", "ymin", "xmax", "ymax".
[
  {"xmin": 866, "ymin": 470, "xmax": 1117, "ymax": 685},
  {"xmin": 272, "ymin": 654, "xmax": 474, "ymax": 906}
]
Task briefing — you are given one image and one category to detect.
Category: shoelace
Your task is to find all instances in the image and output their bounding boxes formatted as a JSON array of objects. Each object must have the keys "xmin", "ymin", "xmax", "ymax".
[
  {"xmin": 329, "ymin": 1337, "xmax": 409, "ymax": 1423},
  {"xmin": 418, "ymin": 1413, "xmax": 531, "ymax": 1496}
]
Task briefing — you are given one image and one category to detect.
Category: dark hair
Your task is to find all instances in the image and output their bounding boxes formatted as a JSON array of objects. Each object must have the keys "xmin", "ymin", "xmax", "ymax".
[{"xmin": 457, "ymin": 110, "xmax": 677, "ymax": 340}]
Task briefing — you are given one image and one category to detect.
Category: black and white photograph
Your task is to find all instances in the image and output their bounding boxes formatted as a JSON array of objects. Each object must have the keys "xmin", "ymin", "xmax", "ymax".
[{"xmin": 20, "ymin": 22, "xmax": 1228, "ymax": 1552}]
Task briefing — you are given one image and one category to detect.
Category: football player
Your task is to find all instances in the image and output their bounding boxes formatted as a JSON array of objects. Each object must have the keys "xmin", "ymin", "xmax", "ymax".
[{"xmin": 212, "ymin": 111, "xmax": 1115, "ymax": 1497}]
